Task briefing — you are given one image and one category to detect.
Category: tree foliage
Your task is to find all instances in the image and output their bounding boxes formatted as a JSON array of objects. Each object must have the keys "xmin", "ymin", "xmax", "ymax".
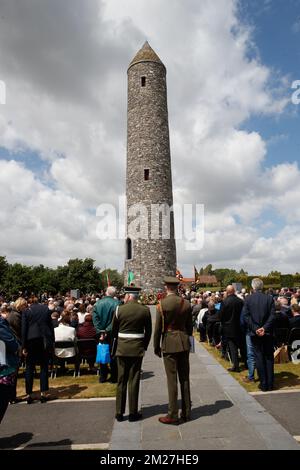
[
  {"xmin": 195, "ymin": 264, "xmax": 298, "ymax": 289},
  {"xmin": 0, "ymin": 256, "xmax": 8, "ymax": 283},
  {"xmin": 203, "ymin": 264, "xmax": 213, "ymax": 275},
  {"xmin": 0, "ymin": 256, "xmax": 123, "ymax": 298}
]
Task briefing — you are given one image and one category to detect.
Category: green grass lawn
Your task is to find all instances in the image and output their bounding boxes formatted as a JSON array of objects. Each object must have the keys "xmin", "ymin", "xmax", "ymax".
[
  {"xmin": 198, "ymin": 339, "xmax": 300, "ymax": 393},
  {"xmin": 16, "ymin": 367, "xmax": 116, "ymax": 400}
]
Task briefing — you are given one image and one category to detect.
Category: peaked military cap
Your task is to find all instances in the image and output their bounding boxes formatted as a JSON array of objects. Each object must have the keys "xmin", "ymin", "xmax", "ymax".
[
  {"xmin": 124, "ymin": 286, "xmax": 141, "ymax": 294},
  {"xmin": 164, "ymin": 276, "xmax": 180, "ymax": 285}
]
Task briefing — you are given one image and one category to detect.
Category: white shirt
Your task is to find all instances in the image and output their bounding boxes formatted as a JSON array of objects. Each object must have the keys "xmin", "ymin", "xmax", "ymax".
[
  {"xmin": 77, "ymin": 312, "xmax": 86, "ymax": 324},
  {"xmin": 196, "ymin": 308, "xmax": 208, "ymax": 327},
  {"xmin": 54, "ymin": 323, "xmax": 76, "ymax": 358}
]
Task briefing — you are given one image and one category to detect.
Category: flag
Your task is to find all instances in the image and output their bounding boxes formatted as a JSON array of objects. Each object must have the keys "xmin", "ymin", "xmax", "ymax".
[
  {"xmin": 176, "ymin": 268, "xmax": 183, "ymax": 280},
  {"xmin": 194, "ymin": 265, "xmax": 199, "ymax": 282},
  {"xmin": 127, "ymin": 270, "xmax": 135, "ymax": 285}
]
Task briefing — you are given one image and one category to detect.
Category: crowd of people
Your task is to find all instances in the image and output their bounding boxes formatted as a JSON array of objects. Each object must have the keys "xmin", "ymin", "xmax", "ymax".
[
  {"xmin": 0, "ymin": 280, "xmax": 300, "ymax": 425},
  {"xmin": 191, "ymin": 284, "xmax": 300, "ymax": 388},
  {"xmin": 0, "ymin": 288, "xmax": 123, "ymax": 422}
]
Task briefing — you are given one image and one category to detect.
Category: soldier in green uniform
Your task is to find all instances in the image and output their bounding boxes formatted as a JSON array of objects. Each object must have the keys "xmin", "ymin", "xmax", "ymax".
[
  {"xmin": 111, "ymin": 286, "xmax": 152, "ymax": 422},
  {"xmin": 154, "ymin": 277, "xmax": 193, "ymax": 425}
]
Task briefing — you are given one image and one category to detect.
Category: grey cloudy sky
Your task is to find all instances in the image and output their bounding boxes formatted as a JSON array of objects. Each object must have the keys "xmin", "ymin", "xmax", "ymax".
[{"xmin": 0, "ymin": 0, "xmax": 299, "ymax": 275}]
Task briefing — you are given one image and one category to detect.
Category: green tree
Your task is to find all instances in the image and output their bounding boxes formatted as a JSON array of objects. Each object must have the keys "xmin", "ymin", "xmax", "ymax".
[
  {"xmin": 269, "ymin": 271, "xmax": 281, "ymax": 277},
  {"xmin": 30, "ymin": 265, "xmax": 59, "ymax": 295},
  {"xmin": 223, "ymin": 270, "xmax": 239, "ymax": 287},
  {"xmin": 0, "ymin": 256, "xmax": 9, "ymax": 291},
  {"xmin": 0, "ymin": 256, "xmax": 8, "ymax": 279},
  {"xmin": 239, "ymin": 269, "xmax": 248, "ymax": 276},
  {"xmin": 213, "ymin": 268, "xmax": 231, "ymax": 284},
  {"xmin": 203, "ymin": 264, "xmax": 213, "ymax": 275},
  {"xmin": 65, "ymin": 258, "xmax": 102, "ymax": 293},
  {"xmin": 280, "ymin": 274, "xmax": 293, "ymax": 288},
  {"xmin": 2, "ymin": 263, "xmax": 33, "ymax": 297}
]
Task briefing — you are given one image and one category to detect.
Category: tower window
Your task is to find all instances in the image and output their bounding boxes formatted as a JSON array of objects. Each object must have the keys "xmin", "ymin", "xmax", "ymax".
[
  {"xmin": 144, "ymin": 169, "xmax": 150, "ymax": 181},
  {"xmin": 141, "ymin": 76, "xmax": 146, "ymax": 87},
  {"xmin": 126, "ymin": 237, "xmax": 132, "ymax": 260}
]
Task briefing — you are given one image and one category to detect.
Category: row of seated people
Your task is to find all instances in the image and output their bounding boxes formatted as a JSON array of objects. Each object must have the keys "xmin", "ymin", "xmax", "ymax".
[{"xmin": 51, "ymin": 310, "xmax": 99, "ymax": 376}]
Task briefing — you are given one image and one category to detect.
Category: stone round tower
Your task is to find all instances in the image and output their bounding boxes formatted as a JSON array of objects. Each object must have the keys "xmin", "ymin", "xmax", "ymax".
[{"xmin": 124, "ymin": 42, "xmax": 177, "ymax": 289}]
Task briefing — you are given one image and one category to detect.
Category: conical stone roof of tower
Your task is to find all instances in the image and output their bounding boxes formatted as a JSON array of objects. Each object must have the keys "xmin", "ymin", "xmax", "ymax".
[{"xmin": 128, "ymin": 41, "xmax": 165, "ymax": 70}]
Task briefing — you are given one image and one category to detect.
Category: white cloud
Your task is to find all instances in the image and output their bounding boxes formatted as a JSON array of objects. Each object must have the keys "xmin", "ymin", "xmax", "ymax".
[
  {"xmin": 0, "ymin": 159, "xmax": 123, "ymax": 268},
  {"xmin": 292, "ymin": 17, "xmax": 300, "ymax": 33},
  {"xmin": 0, "ymin": 0, "xmax": 297, "ymax": 277}
]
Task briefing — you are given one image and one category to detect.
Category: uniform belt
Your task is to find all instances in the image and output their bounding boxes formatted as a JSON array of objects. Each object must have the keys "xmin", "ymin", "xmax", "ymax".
[
  {"xmin": 118, "ymin": 333, "xmax": 145, "ymax": 339},
  {"xmin": 166, "ymin": 328, "xmax": 183, "ymax": 332}
]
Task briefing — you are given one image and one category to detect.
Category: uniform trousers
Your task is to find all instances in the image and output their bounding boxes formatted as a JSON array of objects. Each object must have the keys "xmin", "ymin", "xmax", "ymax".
[
  {"xmin": 163, "ymin": 351, "xmax": 191, "ymax": 419},
  {"xmin": 116, "ymin": 356, "xmax": 143, "ymax": 415}
]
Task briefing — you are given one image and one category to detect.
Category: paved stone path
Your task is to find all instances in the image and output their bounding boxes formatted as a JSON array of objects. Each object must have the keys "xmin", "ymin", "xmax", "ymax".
[
  {"xmin": 0, "ymin": 398, "xmax": 115, "ymax": 450},
  {"xmin": 253, "ymin": 390, "xmax": 300, "ymax": 443},
  {"xmin": 110, "ymin": 307, "xmax": 299, "ymax": 450}
]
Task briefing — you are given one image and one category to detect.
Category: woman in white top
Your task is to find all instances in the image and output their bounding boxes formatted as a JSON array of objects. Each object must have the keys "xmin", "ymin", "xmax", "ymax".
[{"xmin": 54, "ymin": 311, "xmax": 76, "ymax": 358}]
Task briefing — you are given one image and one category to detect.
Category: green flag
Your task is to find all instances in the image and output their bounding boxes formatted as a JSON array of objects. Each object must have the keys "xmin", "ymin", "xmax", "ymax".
[{"xmin": 127, "ymin": 270, "xmax": 135, "ymax": 285}]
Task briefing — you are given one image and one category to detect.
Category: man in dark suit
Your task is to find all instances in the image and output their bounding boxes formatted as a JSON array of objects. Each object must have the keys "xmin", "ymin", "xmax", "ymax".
[
  {"xmin": 22, "ymin": 297, "xmax": 55, "ymax": 403},
  {"xmin": 154, "ymin": 277, "xmax": 193, "ymax": 425},
  {"xmin": 220, "ymin": 285, "xmax": 244, "ymax": 372},
  {"xmin": 243, "ymin": 278, "xmax": 275, "ymax": 391},
  {"xmin": 111, "ymin": 286, "xmax": 152, "ymax": 422}
]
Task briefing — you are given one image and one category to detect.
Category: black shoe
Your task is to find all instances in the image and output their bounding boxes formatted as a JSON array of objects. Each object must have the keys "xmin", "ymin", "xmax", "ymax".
[
  {"xmin": 227, "ymin": 367, "xmax": 240, "ymax": 372},
  {"xmin": 99, "ymin": 378, "xmax": 107, "ymax": 383},
  {"xmin": 180, "ymin": 414, "xmax": 191, "ymax": 423},
  {"xmin": 9, "ymin": 398, "xmax": 23, "ymax": 404},
  {"xmin": 115, "ymin": 414, "xmax": 123, "ymax": 422},
  {"xmin": 40, "ymin": 395, "xmax": 57, "ymax": 403},
  {"xmin": 40, "ymin": 395, "xmax": 49, "ymax": 403},
  {"xmin": 128, "ymin": 412, "xmax": 142, "ymax": 422},
  {"xmin": 258, "ymin": 385, "xmax": 268, "ymax": 392},
  {"xmin": 26, "ymin": 396, "xmax": 34, "ymax": 404}
]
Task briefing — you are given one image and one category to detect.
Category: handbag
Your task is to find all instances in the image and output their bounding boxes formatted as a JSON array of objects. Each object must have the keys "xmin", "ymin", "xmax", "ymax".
[
  {"xmin": 274, "ymin": 345, "xmax": 289, "ymax": 364},
  {"xmin": 96, "ymin": 342, "xmax": 111, "ymax": 364}
]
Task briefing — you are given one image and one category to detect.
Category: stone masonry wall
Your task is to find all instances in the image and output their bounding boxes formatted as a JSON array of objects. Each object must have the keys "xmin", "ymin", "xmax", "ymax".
[{"xmin": 125, "ymin": 59, "xmax": 177, "ymax": 289}]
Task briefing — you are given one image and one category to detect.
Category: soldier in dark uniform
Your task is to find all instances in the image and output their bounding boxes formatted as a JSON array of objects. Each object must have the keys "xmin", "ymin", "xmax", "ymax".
[
  {"xmin": 154, "ymin": 277, "xmax": 193, "ymax": 425},
  {"xmin": 111, "ymin": 286, "xmax": 152, "ymax": 422}
]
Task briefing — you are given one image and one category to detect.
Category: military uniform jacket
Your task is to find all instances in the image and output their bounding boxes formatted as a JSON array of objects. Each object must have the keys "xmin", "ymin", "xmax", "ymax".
[
  {"xmin": 154, "ymin": 293, "xmax": 193, "ymax": 354},
  {"xmin": 111, "ymin": 301, "xmax": 152, "ymax": 357}
]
